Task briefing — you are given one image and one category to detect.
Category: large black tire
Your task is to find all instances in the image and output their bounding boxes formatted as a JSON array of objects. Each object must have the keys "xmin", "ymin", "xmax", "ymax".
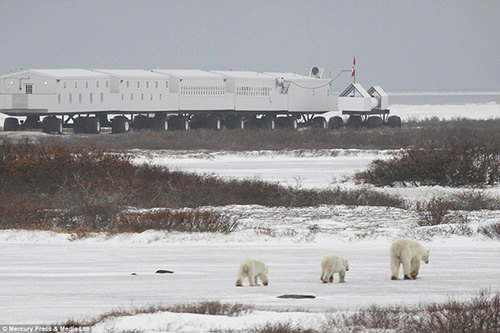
[
  {"xmin": 347, "ymin": 115, "xmax": 363, "ymax": 128},
  {"xmin": 312, "ymin": 117, "xmax": 327, "ymax": 129},
  {"xmin": 21, "ymin": 116, "xmax": 42, "ymax": 130},
  {"xmin": 133, "ymin": 115, "xmax": 150, "ymax": 130},
  {"xmin": 83, "ymin": 117, "xmax": 100, "ymax": 134},
  {"xmin": 261, "ymin": 116, "xmax": 276, "ymax": 130},
  {"xmin": 387, "ymin": 115, "xmax": 402, "ymax": 128},
  {"xmin": 286, "ymin": 117, "xmax": 298, "ymax": 130},
  {"xmin": 73, "ymin": 117, "xmax": 85, "ymax": 134},
  {"xmin": 42, "ymin": 116, "xmax": 63, "ymax": 134},
  {"xmin": 207, "ymin": 116, "xmax": 222, "ymax": 130},
  {"xmin": 169, "ymin": 116, "xmax": 189, "ymax": 131},
  {"xmin": 3, "ymin": 117, "xmax": 19, "ymax": 131},
  {"xmin": 111, "ymin": 116, "xmax": 130, "ymax": 134},
  {"xmin": 276, "ymin": 117, "xmax": 297, "ymax": 130},
  {"xmin": 328, "ymin": 116, "xmax": 343, "ymax": 130},
  {"xmin": 225, "ymin": 116, "xmax": 245, "ymax": 130},
  {"xmin": 367, "ymin": 116, "xmax": 382, "ymax": 128},
  {"xmin": 151, "ymin": 115, "xmax": 168, "ymax": 131}
]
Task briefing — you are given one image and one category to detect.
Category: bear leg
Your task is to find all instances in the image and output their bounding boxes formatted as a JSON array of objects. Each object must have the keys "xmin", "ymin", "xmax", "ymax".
[
  {"xmin": 410, "ymin": 257, "xmax": 420, "ymax": 279},
  {"xmin": 236, "ymin": 265, "xmax": 247, "ymax": 286},
  {"xmin": 259, "ymin": 272, "xmax": 268, "ymax": 286},
  {"xmin": 320, "ymin": 268, "xmax": 328, "ymax": 283},
  {"xmin": 402, "ymin": 258, "xmax": 412, "ymax": 279},
  {"xmin": 339, "ymin": 270, "xmax": 346, "ymax": 283},
  {"xmin": 329, "ymin": 273, "xmax": 333, "ymax": 283},
  {"xmin": 253, "ymin": 275, "xmax": 261, "ymax": 286},
  {"xmin": 390, "ymin": 256, "xmax": 400, "ymax": 280}
]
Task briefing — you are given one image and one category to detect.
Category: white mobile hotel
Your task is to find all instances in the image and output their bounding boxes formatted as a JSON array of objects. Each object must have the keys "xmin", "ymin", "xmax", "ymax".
[{"xmin": 0, "ymin": 67, "xmax": 396, "ymax": 134}]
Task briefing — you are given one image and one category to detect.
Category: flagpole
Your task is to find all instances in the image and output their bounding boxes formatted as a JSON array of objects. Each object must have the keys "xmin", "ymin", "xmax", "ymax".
[{"xmin": 353, "ymin": 56, "xmax": 356, "ymax": 84}]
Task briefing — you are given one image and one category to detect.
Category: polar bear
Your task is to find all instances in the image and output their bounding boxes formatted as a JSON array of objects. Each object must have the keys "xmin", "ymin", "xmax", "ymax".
[
  {"xmin": 235, "ymin": 259, "xmax": 268, "ymax": 287},
  {"xmin": 320, "ymin": 254, "xmax": 349, "ymax": 283},
  {"xmin": 390, "ymin": 238, "xmax": 429, "ymax": 280}
]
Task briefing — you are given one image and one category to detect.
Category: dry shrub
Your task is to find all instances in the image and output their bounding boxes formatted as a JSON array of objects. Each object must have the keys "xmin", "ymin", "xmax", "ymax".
[
  {"xmin": 250, "ymin": 322, "xmax": 320, "ymax": 333},
  {"xmin": 115, "ymin": 210, "xmax": 238, "ymax": 233},
  {"xmin": 59, "ymin": 290, "xmax": 500, "ymax": 333},
  {"xmin": 415, "ymin": 197, "xmax": 451, "ymax": 226},
  {"xmin": 357, "ymin": 138, "xmax": 500, "ymax": 187},
  {"xmin": 58, "ymin": 301, "xmax": 253, "ymax": 328},
  {"xmin": 479, "ymin": 223, "xmax": 500, "ymax": 239},
  {"xmin": 167, "ymin": 301, "xmax": 252, "ymax": 317},
  {"xmin": 1, "ymin": 139, "xmax": 409, "ymax": 234},
  {"xmin": 36, "ymin": 118, "xmax": 500, "ymax": 151},
  {"xmin": 447, "ymin": 191, "xmax": 500, "ymax": 211},
  {"xmin": 325, "ymin": 289, "xmax": 500, "ymax": 333}
]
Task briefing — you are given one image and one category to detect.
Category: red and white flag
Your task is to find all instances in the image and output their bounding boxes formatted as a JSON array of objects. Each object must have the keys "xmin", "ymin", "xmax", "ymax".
[{"xmin": 351, "ymin": 56, "xmax": 356, "ymax": 77}]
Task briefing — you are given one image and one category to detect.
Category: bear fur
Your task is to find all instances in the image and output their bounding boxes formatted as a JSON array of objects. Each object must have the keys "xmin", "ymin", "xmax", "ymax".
[
  {"xmin": 235, "ymin": 259, "xmax": 268, "ymax": 287},
  {"xmin": 390, "ymin": 238, "xmax": 429, "ymax": 280},
  {"xmin": 320, "ymin": 254, "xmax": 349, "ymax": 283}
]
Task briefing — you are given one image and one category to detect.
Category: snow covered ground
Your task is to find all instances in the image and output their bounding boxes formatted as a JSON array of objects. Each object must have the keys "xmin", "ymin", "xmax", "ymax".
[
  {"xmin": 1, "ymin": 204, "xmax": 499, "ymax": 328},
  {"xmin": 1, "ymin": 232, "xmax": 500, "ymax": 327},
  {"xmin": 132, "ymin": 149, "xmax": 391, "ymax": 189},
  {"xmin": 131, "ymin": 149, "xmax": 500, "ymax": 202},
  {"xmin": 1, "ymin": 102, "xmax": 500, "ymax": 330},
  {"xmin": 390, "ymin": 103, "xmax": 500, "ymax": 121}
]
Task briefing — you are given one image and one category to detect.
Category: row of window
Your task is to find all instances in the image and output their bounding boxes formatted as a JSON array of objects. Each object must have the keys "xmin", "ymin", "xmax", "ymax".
[
  {"xmin": 62, "ymin": 80, "xmax": 109, "ymax": 89},
  {"xmin": 180, "ymin": 86, "xmax": 225, "ymax": 96},
  {"xmin": 124, "ymin": 80, "xmax": 169, "ymax": 89},
  {"xmin": 121, "ymin": 93, "xmax": 164, "ymax": 101},
  {"xmin": 236, "ymin": 86, "xmax": 272, "ymax": 96},
  {"xmin": 58, "ymin": 92, "xmax": 104, "ymax": 104}
]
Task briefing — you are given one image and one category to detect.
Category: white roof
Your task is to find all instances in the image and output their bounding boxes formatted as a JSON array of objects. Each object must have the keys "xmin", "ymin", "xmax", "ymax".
[
  {"xmin": 93, "ymin": 69, "xmax": 166, "ymax": 78},
  {"xmin": 264, "ymin": 72, "xmax": 314, "ymax": 80},
  {"xmin": 211, "ymin": 70, "xmax": 275, "ymax": 80},
  {"xmin": 154, "ymin": 69, "xmax": 225, "ymax": 79},
  {"xmin": 367, "ymin": 85, "xmax": 388, "ymax": 97},
  {"xmin": 31, "ymin": 69, "xmax": 109, "ymax": 78},
  {"xmin": 340, "ymin": 83, "xmax": 371, "ymax": 97}
]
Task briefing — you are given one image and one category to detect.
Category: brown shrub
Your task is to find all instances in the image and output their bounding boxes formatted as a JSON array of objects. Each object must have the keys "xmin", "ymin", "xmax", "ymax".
[
  {"xmin": 479, "ymin": 223, "xmax": 500, "ymax": 239},
  {"xmin": 415, "ymin": 197, "xmax": 451, "ymax": 226},
  {"xmin": 58, "ymin": 301, "xmax": 253, "ymax": 328},
  {"xmin": 325, "ymin": 289, "xmax": 500, "ymax": 333},
  {"xmin": 1, "ymin": 139, "xmax": 408, "ymax": 234},
  {"xmin": 114, "ymin": 210, "xmax": 238, "ymax": 233},
  {"xmin": 34, "ymin": 118, "xmax": 500, "ymax": 151},
  {"xmin": 357, "ymin": 138, "xmax": 500, "ymax": 187}
]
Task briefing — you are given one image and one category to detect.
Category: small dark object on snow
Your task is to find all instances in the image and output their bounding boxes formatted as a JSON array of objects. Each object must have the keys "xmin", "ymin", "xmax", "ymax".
[
  {"xmin": 156, "ymin": 269, "xmax": 174, "ymax": 274},
  {"xmin": 277, "ymin": 294, "xmax": 316, "ymax": 299},
  {"xmin": 131, "ymin": 273, "xmax": 137, "ymax": 275}
]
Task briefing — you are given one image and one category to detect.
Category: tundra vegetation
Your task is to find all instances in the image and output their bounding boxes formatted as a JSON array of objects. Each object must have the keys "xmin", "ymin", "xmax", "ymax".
[
  {"xmin": 1, "ymin": 118, "xmax": 500, "ymax": 235},
  {"xmin": 27, "ymin": 117, "xmax": 500, "ymax": 151},
  {"xmin": 57, "ymin": 290, "xmax": 500, "ymax": 333},
  {"xmin": 0, "ymin": 139, "xmax": 404, "ymax": 234}
]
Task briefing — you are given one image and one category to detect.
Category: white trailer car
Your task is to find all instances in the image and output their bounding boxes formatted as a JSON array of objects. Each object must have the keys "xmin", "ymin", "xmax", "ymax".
[{"xmin": 0, "ymin": 67, "xmax": 398, "ymax": 134}]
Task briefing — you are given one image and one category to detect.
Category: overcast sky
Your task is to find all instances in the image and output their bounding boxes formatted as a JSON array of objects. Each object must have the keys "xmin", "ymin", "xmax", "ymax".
[{"xmin": 0, "ymin": 0, "xmax": 499, "ymax": 91}]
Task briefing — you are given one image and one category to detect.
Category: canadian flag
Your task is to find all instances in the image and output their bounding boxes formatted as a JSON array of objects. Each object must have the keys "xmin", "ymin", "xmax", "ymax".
[{"xmin": 351, "ymin": 56, "xmax": 356, "ymax": 77}]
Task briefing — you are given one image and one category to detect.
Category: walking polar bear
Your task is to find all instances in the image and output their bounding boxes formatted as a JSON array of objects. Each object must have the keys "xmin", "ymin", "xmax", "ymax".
[
  {"xmin": 320, "ymin": 254, "xmax": 349, "ymax": 283},
  {"xmin": 235, "ymin": 259, "xmax": 269, "ymax": 287},
  {"xmin": 390, "ymin": 238, "xmax": 429, "ymax": 280}
]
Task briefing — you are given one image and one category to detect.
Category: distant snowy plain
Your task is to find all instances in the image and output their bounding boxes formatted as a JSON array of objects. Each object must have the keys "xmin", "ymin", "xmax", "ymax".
[{"xmin": 1, "ymin": 102, "xmax": 500, "ymax": 331}]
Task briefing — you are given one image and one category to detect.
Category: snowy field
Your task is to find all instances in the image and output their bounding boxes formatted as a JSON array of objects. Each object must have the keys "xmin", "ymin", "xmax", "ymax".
[
  {"xmin": 1, "ymin": 204, "xmax": 500, "ymax": 329},
  {"xmin": 1, "ymin": 101, "xmax": 500, "ymax": 330},
  {"xmin": 132, "ymin": 149, "xmax": 390, "ymax": 189},
  {"xmin": 2, "ymin": 229, "xmax": 500, "ymax": 327},
  {"xmin": 132, "ymin": 149, "xmax": 500, "ymax": 202}
]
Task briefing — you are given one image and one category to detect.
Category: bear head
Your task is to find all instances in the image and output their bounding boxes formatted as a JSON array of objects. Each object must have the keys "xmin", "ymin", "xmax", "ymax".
[{"xmin": 422, "ymin": 249, "xmax": 430, "ymax": 264}]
